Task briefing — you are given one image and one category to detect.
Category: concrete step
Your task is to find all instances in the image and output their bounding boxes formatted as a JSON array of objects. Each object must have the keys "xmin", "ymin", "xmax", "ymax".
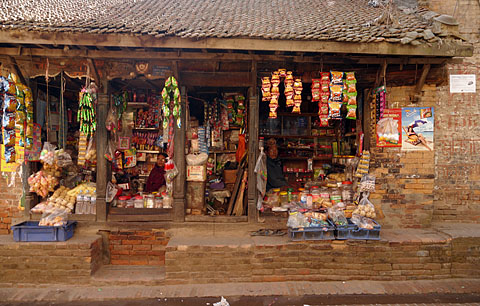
[{"xmin": 92, "ymin": 265, "xmax": 165, "ymax": 285}]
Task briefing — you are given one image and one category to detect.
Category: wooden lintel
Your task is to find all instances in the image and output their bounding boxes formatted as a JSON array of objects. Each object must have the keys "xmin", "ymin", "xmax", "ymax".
[
  {"xmin": 0, "ymin": 30, "xmax": 473, "ymax": 57},
  {"xmin": 411, "ymin": 64, "xmax": 431, "ymax": 102},
  {"xmin": 0, "ymin": 47, "xmax": 455, "ymax": 65}
]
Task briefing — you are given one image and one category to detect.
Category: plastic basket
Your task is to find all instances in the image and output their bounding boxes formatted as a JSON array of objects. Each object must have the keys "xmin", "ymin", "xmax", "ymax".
[
  {"xmin": 288, "ymin": 220, "xmax": 335, "ymax": 241},
  {"xmin": 12, "ymin": 221, "xmax": 77, "ymax": 242},
  {"xmin": 349, "ymin": 219, "xmax": 381, "ymax": 240},
  {"xmin": 334, "ymin": 219, "xmax": 381, "ymax": 240}
]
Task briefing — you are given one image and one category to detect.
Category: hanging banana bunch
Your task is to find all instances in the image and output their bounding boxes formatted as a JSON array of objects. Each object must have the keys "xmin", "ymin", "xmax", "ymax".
[{"xmin": 78, "ymin": 87, "xmax": 97, "ymax": 138}]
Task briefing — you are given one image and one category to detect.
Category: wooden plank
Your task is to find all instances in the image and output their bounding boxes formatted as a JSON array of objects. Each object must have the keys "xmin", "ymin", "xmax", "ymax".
[
  {"xmin": 0, "ymin": 31, "xmax": 472, "ymax": 57},
  {"xmin": 179, "ymin": 71, "xmax": 251, "ymax": 87},
  {"xmin": 1, "ymin": 47, "xmax": 457, "ymax": 65},
  {"xmin": 6, "ymin": 56, "xmax": 27, "ymax": 85},
  {"xmin": 233, "ymin": 170, "xmax": 247, "ymax": 216},
  {"xmin": 247, "ymin": 86, "xmax": 259, "ymax": 223},
  {"xmin": 87, "ymin": 58, "xmax": 100, "ymax": 83},
  {"xmin": 107, "ymin": 214, "xmax": 173, "ymax": 222},
  {"xmin": 411, "ymin": 64, "xmax": 431, "ymax": 102},
  {"xmin": 109, "ymin": 207, "xmax": 173, "ymax": 215},
  {"xmin": 185, "ymin": 215, "xmax": 248, "ymax": 222},
  {"xmin": 227, "ymin": 166, "xmax": 244, "ymax": 215}
]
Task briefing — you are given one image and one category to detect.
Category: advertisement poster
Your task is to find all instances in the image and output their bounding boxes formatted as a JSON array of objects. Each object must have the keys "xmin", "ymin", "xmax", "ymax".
[
  {"xmin": 25, "ymin": 123, "xmax": 42, "ymax": 161},
  {"xmin": 376, "ymin": 109, "xmax": 402, "ymax": 147},
  {"xmin": 450, "ymin": 74, "xmax": 476, "ymax": 93},
  {"xmin": 401, "ymin": 107, "xmax": 434, "ymax": 151}
]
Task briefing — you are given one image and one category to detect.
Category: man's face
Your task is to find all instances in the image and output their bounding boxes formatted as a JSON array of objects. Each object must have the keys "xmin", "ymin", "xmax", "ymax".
[
  {"xmin": 267, "ymin": 146, "xmax": 278, "ymax": 159},
  {"xmin": 156, "ymin": 155, "xmax": 166, "ymax": 167}
]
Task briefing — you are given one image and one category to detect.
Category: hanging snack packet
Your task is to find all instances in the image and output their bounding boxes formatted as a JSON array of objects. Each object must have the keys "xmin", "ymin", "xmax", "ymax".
[
  {"xmin": 319, "ymin": 103, "xmax": 329, "ymax": 116},
  {"xmin": 293, "ymin": 78, "xmax": 303, "ymax": 95},
  {"xmin": 330, "ymin": 71, "xmax": 343, "ymax": 84},
  {"xmin": 321, "ymin": 72, "xmax": 330, "ymax": 82},
  {"xmin": 319, "ymin": 116, "xmax": 329, "ymax": 127},
  {"xmin": 285, "ymin": 71, "xmax": 294, "ymax": 86},
  {"xmin": 3, "ymin": 94, "xmax": 17, "ymax": 112},
  {"xmin": 271, "ymin": 71, "xmax": 280, "ymax": 86},
  {"xmin": 25, "ymin": 137, "xmax": 33, "ymax": 150},
  {"xmin": 346, "ymin": 105, "xmax": 357, "ymax": 120},
  {"xmin": 320, "ymin": 93, "xmax": 329, "ymax": 103},
  {"xmin": 346, "ymin": 72, "xmax": 356, "ymax": 81},
  {"xmin": 328, "ymin": 102, "xmax": 342, "ymax": 119},
  {"xmin": 3, "ymin": 112, "xmax": 15, "ymax": 129},
  {"xmin": 346, "ymin": 80, "xmax": 357, "ymax": 93},
  {"xmin": 4, "ymin": 146, "xmax": 15, "ymax": 163},
  {"xmin": 3, "ymin": 129, "xmax": 15, "ymax": 146},
  {"xmin": 347, "ymin": 92, "xmax": 357, "ymax": 105},
  {"xmin": 329, "ymin": 85, "xmax": 343, "ymax": 101},
  {"xmin": 278, "ymin": 69, "xmax": 287, "ymax": 77},
  {"xmin": 261, "ymin": 77, "xmax": 271, "ymax": 102}
]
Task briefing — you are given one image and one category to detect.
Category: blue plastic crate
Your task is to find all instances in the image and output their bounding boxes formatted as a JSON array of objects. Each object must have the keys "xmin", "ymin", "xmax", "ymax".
[
  {"xmin": 349, "ymin": 220, "xmax": 381, "ymax": 240},
  {"xmin": 334, "ymin": 219, "xmax": 381, "ymax": 240},
  {"xmin": 288, "ymin": 220, "xmax": 335, "ymax": 241},
  {"xmin": 334, "ymin": 220, "xmax": 356, "ymax": 240},
  {"xmin": 12, "ymin": 221, "xmax": 77, "ymax": 242}
]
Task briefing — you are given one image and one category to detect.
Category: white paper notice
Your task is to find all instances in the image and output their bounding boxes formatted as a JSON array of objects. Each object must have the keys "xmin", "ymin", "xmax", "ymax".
[{"xmin": 450, "ymin": 74, "xmax": 476, "ymax": 93}]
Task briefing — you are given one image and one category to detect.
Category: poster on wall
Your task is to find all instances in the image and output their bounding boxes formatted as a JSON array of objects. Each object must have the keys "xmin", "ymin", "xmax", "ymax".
[
  {"xmin": 25, "ymin": 123, "xmax": 42, "ymax": 161},
  {"xmin": 401, "ymin": 107, "xmax": 434, "ymax": 151},
  {"xmin": 450, "ymin": 74, "xmax": 476, "ymax": 93},
  {"xmin": 376, "ymin": 109, "xmax": 402, "ymax": 147}
]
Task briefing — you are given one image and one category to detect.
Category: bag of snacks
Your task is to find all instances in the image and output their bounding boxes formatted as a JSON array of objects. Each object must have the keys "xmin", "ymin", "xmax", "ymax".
[{"xmin": 353, "ymin": 193, "xmax": 377, "ymax": 218}]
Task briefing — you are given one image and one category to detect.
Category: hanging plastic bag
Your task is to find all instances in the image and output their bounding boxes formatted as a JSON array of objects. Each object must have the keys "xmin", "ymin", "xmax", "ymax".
[
  {"xmin": 236, "ymin": 134, "xmax": 246, "ymax": 162},
  {"xmin": 186, "ymin": 153, "xmax": 208, "ymax": 166},
  {"xmin": 105, "ymin": 106, "xmax": 118, "ymax": 133},
  {"xmin": 40, "ymin": 142, "xmax": 56, "ymax": 165},
  {"xmin": 55, "ymin": 149, "xmax": 73, "ymax": 167},
  {"xmin": 254, "ymin": 148, "xmax": 267, "ymax": 209},
  {"xmin": 85, "ymin": 135, "xmax": 97, "ymax": 164},
  {"xmin": 104, "ymin": 138, "xmax": 115, "ymax": 162},
  {"xmin": 106, "ymin": 181, "xmax": 119, "ymax": 203},
  {"xmin": 353, "ymin": 192, "xmax": 377, "ymax": 219},
  {"xmin": 359, "ymin": 174, "xmax": 376, "ymax": 192}
]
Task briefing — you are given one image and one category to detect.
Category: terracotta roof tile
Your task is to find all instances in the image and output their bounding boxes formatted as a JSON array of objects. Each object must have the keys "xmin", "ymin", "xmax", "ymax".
[{"xmin": 0, "ymin": 0, "xmax": 446, "ymax": 45}]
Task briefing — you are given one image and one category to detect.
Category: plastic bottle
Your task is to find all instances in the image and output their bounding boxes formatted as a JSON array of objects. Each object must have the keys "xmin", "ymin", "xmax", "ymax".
[
  {"xmin": 91, "ymin": 191, "xmax": 97, "ymax": 215},
  {"xmin": 83, "ymin": 191, "xmax": 91, "ymax": 214},
  {"xmin": 76, "ymin": 192, "xmax": 84, "ymax": 214}
]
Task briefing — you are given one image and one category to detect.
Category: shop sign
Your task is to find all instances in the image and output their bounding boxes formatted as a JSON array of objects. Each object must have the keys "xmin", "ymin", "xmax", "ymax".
[
  {"xmin": 450, "ymin": 74, "xmax": 476, "ymax": 93},
  {"xmin": 401, "ymin": 107, "xmax": 434, "ymax": 151},
  {"xmin": 376, "ymin": 109, "xmax": 402, "ymax": 147}
]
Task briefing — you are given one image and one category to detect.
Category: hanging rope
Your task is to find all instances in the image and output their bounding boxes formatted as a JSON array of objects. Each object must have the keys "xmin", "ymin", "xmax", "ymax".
[{"xmin": 45, "ymin": 58, "xmax": 50, "ymax": 143}]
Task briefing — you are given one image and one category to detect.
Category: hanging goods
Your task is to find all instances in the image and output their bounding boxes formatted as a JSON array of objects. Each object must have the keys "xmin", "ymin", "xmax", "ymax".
[
  {"xmin": 161, "ymin": 76, "xmax": 181, "ymax": 129},
  {"xmin": 78, "ymin": 85, "xmax": 97, "ymax": 138}
]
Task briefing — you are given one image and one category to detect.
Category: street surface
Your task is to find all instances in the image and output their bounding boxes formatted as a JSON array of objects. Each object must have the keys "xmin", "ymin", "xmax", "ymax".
[{"xmin": 2, "ymin": 293, "xmax": 480, "ymax": 306}]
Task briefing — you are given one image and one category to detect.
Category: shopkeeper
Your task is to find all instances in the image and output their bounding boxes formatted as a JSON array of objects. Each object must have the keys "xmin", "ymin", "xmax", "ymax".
[
  {"xmin": 266, "ymin": 139, "xmax": 288, "ymax": 191},
  {"xmin": 145, "ymin": 153, "xmax": 168, "ymax": 193}
]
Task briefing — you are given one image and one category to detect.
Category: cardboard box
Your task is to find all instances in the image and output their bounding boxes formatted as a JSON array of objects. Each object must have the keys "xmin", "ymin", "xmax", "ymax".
[
  {"xmin": 187, "ymin": 165, "xmax": 207, "ymax": 182},
  {"xmin": 223, "ymin": 169, "xmax": 237, "ymax": 184}
]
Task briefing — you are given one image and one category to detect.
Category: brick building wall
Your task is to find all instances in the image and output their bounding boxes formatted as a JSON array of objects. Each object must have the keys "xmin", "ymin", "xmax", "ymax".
[
  {"xmin": 422, "ymin": 0, "xmax": 480, "ymax": 223},
  {"xmin": 108, "ymin": 229, "xmax": 169, "ymax": 265},
  {"xmin": 370, "ymin": 85, "xmax": 437, "ymax": 229},
  {"xmin": 0, "ymin": 176, "xmax": 23, "ymax": 234}
]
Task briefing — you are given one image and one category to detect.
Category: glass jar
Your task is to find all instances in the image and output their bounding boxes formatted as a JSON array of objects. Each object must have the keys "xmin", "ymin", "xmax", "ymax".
[
  {"xmin": 291, "ymin": 192, "xmax": 299, "ymax": 203},
  {"xmin": 341, "ymin": 181, "xmax": 354, "ymax": 204},
  {"xmin": 287, "ymin": 188, "xmax": 294, "ymax": 202},
  {"xmin": 145, "ymin": 194, "xmax": 155, "ymax": 208},
  {"xmin": 162, "ymin": 192, "xmax": 173, "ymax": 208},
  {"xmin": 311, "ymin": 188, "xmax": 321, "ymax": 208},
  {"xmin": 306, "ymin": 194, "xmax": 313, "ymax": 209},
  {"xmin": 300, "ymin": 190, "xmax": 308, "ymax": 205},
  {"xmin": 126, "ymin": 198, "xmax": 135, "ymax": 208},
  {"xmin": 155, "ymin": 196, "xmax": 163, "ymax": 208},
  {"xmin": 330, "ymin": 189, "xmax": 342, "ymax": 205},
  {"xmin": 279, "ymin": 191, "xmax": 288, "ymax": 206},
  {"xmin": 134, "ymin": 196, "xmax": 144, "ymax": 208}
]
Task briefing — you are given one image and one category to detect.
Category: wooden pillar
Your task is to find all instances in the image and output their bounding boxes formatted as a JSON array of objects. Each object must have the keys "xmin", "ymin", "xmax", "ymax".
[
  {"xmin": 23, "ymin": 78, "xmax": 37, "ymax": 217},
  {"xmin": 247, "ymin": 61, "xmax": 258, "ymax": 223},
  {"xmin": 173, "ymin": 86, "xmax": 186, "ymax": 222},
  {"xmin": 96, "ymin": 87, "xmax": 109, "ymax": 222}
]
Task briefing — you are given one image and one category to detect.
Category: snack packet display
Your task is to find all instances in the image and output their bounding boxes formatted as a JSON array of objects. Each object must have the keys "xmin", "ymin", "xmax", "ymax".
[
  {"xmin": 292, "ymin": 78, "xmax": 303, "ymax": 113},
  {"xmin": 355, "ymin": 150, "xmax": 370, "ymax": 178},
  {"xmin": 261, "ymin": 77, "xmax": 271, "ymax": 102},
  {"xmin": 2, "ymin": 128, "xmax": 15, "ymax": 146},
  {"xmin": 2, "ymin": 94, "xmax": 17, "ymax": 112},
  {"xmin": 285, "ymin": 71, "xmax": 295, "ymax": 107}
]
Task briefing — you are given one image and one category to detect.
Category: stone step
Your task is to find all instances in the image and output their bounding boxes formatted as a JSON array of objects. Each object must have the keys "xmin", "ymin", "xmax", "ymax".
[{"xmin": 91, "ymin": 265, "xmax": 166, "ymax": 286}]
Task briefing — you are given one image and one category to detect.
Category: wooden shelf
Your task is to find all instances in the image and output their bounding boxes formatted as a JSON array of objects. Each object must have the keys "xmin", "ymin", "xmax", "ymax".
[
  {"xmin": 280, "ymin": 156, "xmax": 332, "ymax": 161},
  {"xmin": 30, "ymin": 214, "xmax": 96, "ymax": 221},
  {"xmin": 133, "ymin": 127, "xmax": 160, "ymax": 131},
  {"xmin": 281, "ymin": 146, "xmax": 314, "ymax": 150},
  {"xmin": 185, "ymin": 215, "xmax": 248, "ymax": 222},
  {"xmin": 210, "ymin": 150, "xmax": 237, "ymax": 153},
  {"xmin": 137, "ymin": 150, "xmax": 161, "ymax": 154},
  {"xmin": 260, "ymin": 134, "xmax": 337, "ymax": 139},
  {"xmin": 128, "ymin": 102, "xmax": 149, "ymax": 108},
  {"xmin": 109, "ymin": 207, "xmax": 173, "ymax": 215},
  {"xmin": 277, "ymin": 112, "xmax": 318, "ymax": 117}
]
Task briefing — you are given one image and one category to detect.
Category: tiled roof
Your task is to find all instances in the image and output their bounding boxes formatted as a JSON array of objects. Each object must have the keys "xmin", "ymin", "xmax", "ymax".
[{"xmin": 0, "ymin": 0, "xmax": 447, "ymax": 45}]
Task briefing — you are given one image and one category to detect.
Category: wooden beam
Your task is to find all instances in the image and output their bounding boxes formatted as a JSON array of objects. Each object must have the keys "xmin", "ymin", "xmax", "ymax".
[
  {"xmin": 7, "ymin": 56, "xmax": 27, "ymax": 84},
  {"xmin": 411, "ymin": 64, "xmax": 431, "ymax": 102},
  {"xmin": 1, "ymin": 47, "xmax": 454, "ymax": 65},
  {"xmin": 87, "ymin": 58, "xmax": 100, "ymax": 83},
  {"xmin": 0, "ymin": 30, "xmax": 473, "ymax": 57}
]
